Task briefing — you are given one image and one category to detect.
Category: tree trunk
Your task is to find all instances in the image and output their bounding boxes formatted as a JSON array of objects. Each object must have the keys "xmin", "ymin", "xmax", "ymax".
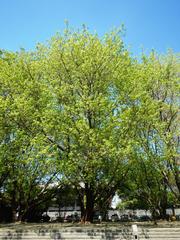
[
  {"xmin": 151, "ymin": 208, "xmax": 159, "ymax": 225},
  {"xmin": 11, "ymin": 209, "xmax": 17, "ymax": 222},
  {"xmin": 83, "ymin": 196, "xmax": 94, "ymax": 222},
  {"xmin": 17, "ymin": 206, "xmax": 25, "ymax": 222},
  {"xmin": 17, "ymin": 213, "xmax": 23, "ymax": 222},
  {"xmin": 159, "ymin": 206, "xmax": 167, "ymax": 220},
  {"xmin": 80, "ymin": 184, "xmax": 95, "ymax": 223},
  {"xmin": 159, "ymin": 187, "xmax": 168, "ymax": 220},
  {"xmin": 11, "ymin": 193, "xmax": 17, "ymax": 222}
]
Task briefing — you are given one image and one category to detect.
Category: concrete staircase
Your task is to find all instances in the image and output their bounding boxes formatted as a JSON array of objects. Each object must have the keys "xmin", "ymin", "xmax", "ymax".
[
  {"xmin": 0, "ymin": 227, "xmax": 132, "ymax": 240},
  {"xmin": 0, "ymin": 225, "xmax": 179, "ymax": 240},
  {"xmin": 138, "ymin": 227, "xmax": 180, "ymax": 240}
]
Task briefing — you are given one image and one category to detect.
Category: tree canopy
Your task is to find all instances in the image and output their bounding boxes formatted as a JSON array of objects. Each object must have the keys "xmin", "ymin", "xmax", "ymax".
[{"xmin": 0, "ymin": 26, "xmax": 179, "ymax": 222}]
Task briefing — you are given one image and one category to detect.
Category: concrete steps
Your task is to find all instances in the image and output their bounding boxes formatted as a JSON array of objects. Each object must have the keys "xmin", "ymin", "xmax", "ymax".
[
  {"xmin": 0, "ymin": 228, "xmax": 132, "ymax": 240},
  {"xmin": 0, "ymin": 226, "xmax": 179, "ymax": 240},
  {"xmin": 139, "ymin": 227, "xmax": 180, "ymax": 240}
]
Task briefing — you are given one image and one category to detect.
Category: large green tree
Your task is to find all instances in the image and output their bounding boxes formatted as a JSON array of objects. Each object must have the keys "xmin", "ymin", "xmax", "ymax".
[
  {"xmin": 138, "ymin": 52, "xmax": 179, "ymax": 202},
  {"xmin": 0, "ymin": 50, "xmax": 60, "ymax": 221},
  {"xmin": 0, "ymin": 27, "xmax": 179, "ymax": 223},
  {"xmin": 40, "ymin": 27, "xmax": 138, "ymax": 222},
  {"xmin": 124, "ymin": 52, "xmax": 180, "ymax": 219}
]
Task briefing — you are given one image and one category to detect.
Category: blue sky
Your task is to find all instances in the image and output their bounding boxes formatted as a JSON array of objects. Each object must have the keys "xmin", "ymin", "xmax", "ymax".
[{"xmin": 0, "ymin": 0, "xmax": 179, "ymax": 55}]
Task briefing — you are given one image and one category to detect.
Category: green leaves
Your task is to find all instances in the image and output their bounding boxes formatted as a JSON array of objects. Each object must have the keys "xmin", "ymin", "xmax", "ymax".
[{"xmin": 0, "ymin": 26, "xmax": 179, "ymax": 222}]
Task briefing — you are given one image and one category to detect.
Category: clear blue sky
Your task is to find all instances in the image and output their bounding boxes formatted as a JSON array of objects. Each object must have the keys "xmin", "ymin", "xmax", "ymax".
[{"xmin": 0, "ymin": 0, "xmax": 179, "ymax": 55}]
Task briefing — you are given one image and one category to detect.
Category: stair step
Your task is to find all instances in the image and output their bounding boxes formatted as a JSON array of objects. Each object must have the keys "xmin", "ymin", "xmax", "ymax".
[{"xmin": 0, "ymin": 226, "xmax": 179, "ymax": 240}]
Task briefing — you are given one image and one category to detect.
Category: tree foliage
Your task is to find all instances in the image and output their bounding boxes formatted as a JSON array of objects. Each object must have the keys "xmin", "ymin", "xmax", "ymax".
[{"xmin": 0, "ymin": 26, "xmax": 179, "ymax": 222}]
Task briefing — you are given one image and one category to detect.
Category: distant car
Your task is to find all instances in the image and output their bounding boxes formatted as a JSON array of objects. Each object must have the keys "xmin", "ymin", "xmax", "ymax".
[
  {"xmin": 111, "ymin": 214, "xmax": 119, "ymax": 222},
  {"xmin": 55, "ymin": 216, "xmax": 64, "ymax": 222},
  {"xmin": 73, "ymin": 214, "xmax": 80, "ymax": 222},
  {"xmin": 64, "ymin": 215, "xmax": 74, "ymax": 222},
  {"xmin": 131, "ymin": 215, "xmax": 140, "ymax": 221},
  {"xmin": 120, "ymin": 214, "xmax": 129, "ymax": 222},
  {"xmin": 41, "ymin": 214, "xmax": 50, "ymax": 222},
  {"xmin": 93, "ymin": 214, "xmax": 99, "ymax": 223},
  {"xmin": 139, "ymin": 215, "xmax": 151, "ymax": 221},
  {"xmin": 64, "ymin": 214, "xmax": 80, "ymax": 222}
]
